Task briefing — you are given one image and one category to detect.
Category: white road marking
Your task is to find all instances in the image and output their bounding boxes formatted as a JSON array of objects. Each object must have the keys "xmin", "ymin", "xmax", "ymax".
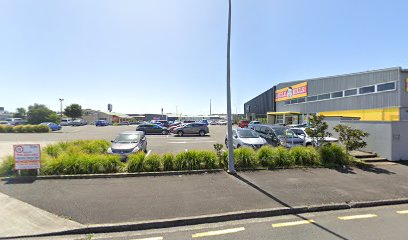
[
  {"xmin": 396, "ymin": 210, "xmax": 408, "ymax": 214},
  {"xmin": 145, "ymin": 150, "xmax": 152, "ymax": 157},
  {"xmin": 168, "ymin": 141, "xmax": 216, "ymax": 144},
  {"xmin": 130, "ymin": 237, "xmax": 163, "ymax": 240},
  {"xmin": 272, "ymin": 219, "xmax": 315, "ymax": 228},
  {"xmin": 192, "ymin": 227, "xmax": 245, "ymax": 238},
  {"xmin": 338, "ymin": 214, "xmax": 377, "ymax": 220}
]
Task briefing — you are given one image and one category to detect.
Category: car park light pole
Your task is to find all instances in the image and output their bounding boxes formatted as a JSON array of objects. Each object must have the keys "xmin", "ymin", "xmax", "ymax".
[
  {"xmin": 59, "ymin": 98, "xmax": 64, "ymax": 122},
  {"xmin": 226, "ymin": 0, "xmax": 236, "ymax": 174}
]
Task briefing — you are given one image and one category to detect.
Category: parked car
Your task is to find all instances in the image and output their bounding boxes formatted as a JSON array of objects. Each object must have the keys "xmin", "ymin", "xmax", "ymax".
[
  {"xmin": 156, "ymin": 120, "xmax": 170, "ymax": 128},
  {"xmin": 218, "ymin": 120, "xmax": 228, "ymax": 125},
  {"xmin": 248, "ymin": 121, "xmax": 261, "ymax": 129},
  {"xmin": 40, "ymin": 122, "xmax": 61, "ymax": 131},
  {"xmin": 136, "ymin": 124, "xmax": 169, "ymax": 135},
  {"xmin": 199, "ymin": 119, "xmax": 209, "ymax": 125},
  {"xmin": 182, "ymin": 120, "xmax": 195, "ymax": 124},
  {"xmin": 71, "ymin": 119, "xmax": 87, "ymax": 126},
  {"xmin": 107, "ymin": 131, "xmax": 147, "ymax": 160},
  {"xmin": 60, "ymin": 119, "xmax": 72, "ymax": 126},
  {"xmin": 5, "ymin": 118, "xmax": 26, "ymax": 126},
  {"xmin": 0, "ymin": 121, "xmax": 12, "ymax": 126},
  {"xmin": 238, "ymin": 120, "xmax": 250, "ymax": 128},
  {"xmin": 95, "ymin": 120, "xmax": 109, "ymax": 126},
  {"xmin": 254, "ymin": 124, "xmax": 304, "ymax": 148},
  {"xmin": 169, "ymin": 123, "xmax": 185, "ymax": 133},
  {"xmin": 225, "ymin": 128, "xmax": 267, "ymax": 149},
  {"xmin": 173, "ymin": 123, "xmax": 209, "ymax": 137},
  {"xmin": 290, "ymin": 127, "xmax": 338, "ymax": 146}
]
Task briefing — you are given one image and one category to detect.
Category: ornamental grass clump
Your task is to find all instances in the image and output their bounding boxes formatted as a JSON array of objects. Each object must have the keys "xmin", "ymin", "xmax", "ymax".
[
  {"xmin": 289, "ymin": 146, "xmax": 321, "ymax": 167},
  {"xmin": 234, "ymin": 147, "xmax": 258, "ymax": 169},
  {"xmin": 143, "ymin": 153, "xmax": 161, "ymax": 172}
]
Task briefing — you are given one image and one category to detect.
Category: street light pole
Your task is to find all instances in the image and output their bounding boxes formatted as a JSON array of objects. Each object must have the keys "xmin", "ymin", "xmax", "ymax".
[
  {"xmin": 59, "ymin": 98, "xmax": 64, "ymax": 122},
  {"xmin": 226, "ymin": 0, "xmax": 236, "ymax": 174}
]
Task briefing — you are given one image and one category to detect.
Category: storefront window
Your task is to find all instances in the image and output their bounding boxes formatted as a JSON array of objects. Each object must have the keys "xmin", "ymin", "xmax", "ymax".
[{"xmin": 276, "ymin": 115, "xmax": 284, "ymax": 124}]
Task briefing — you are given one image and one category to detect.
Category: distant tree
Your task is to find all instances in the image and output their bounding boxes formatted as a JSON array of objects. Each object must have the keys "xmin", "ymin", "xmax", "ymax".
[
  {"xmin": 334, "ymin": 124, "xmax": 369, "ymax": 152},
  {"xmin": 305, "ymin": 115, "xmax": 332, "ymax": 146},
  {"xmin": 64, "ymin": 104, "xmax": 83, "ymax": 119},
  {"xmin": 13, "ymin": 108, "xmax": 27, "ymax": 118},
  {"xmin": 27, "ymin": 104, "xmax": 59, "ymax": 124}
]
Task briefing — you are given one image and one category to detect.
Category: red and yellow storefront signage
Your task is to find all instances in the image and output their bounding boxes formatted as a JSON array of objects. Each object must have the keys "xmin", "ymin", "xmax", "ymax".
[{"xmin": 275, "ymin": 82, "xmax": 308, "ymax": 102}]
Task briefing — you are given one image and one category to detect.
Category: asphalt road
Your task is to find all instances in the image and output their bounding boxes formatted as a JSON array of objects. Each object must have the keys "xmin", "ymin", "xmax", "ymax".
[
  {"xmin": 2, "ymin": 165, "xmax": 408, "ymax": 225},
  {"xmin": 24, "ymin": 204, "xmax": 408, "ymax": 240},
  {"xmin": 0, "ymin": 125, "xmax": 228, "ymax": 160}
]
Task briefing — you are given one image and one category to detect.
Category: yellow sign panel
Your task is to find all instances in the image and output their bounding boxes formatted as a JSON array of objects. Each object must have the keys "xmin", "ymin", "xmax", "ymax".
[
  {"xmin": 406, "ymin": 78, "xmax": 408, "ymax": 92},
  {"xmin": 275, "ymin": 82, "xmax": 308, "ymax": 102}
]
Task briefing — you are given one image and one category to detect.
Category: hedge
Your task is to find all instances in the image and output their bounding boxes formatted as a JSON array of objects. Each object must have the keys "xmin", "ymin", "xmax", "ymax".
[
  {"xmin": 0, "ymin": 125, "xmax": 50, "ymax": 133},
  {"xmin": 0, "ymin": 140, "xmax": 357, "ymax": 176}
]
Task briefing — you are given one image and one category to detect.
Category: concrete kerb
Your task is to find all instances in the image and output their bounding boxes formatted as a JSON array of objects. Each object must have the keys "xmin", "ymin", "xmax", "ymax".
[
  {"xmin": 4, "ymin": 198, "xmax": 408, "ymax": 239},
  {"xmin": 1, "ymin": 169, "xmax": 225, "ymax": 181}
]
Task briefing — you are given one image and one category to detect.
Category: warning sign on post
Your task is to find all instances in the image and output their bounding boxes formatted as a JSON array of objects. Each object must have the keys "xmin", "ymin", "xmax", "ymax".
[{"xmin": 14, "ymin": 144, "xmax": 41, "ymax": 170}]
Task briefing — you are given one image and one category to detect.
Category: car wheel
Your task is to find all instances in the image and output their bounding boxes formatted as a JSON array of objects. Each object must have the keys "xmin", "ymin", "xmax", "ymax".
[
  {"xmin": 177, "ymin": 131, "xmax": 184, "ymax": 137},
  {"xmin": 162, "ymin": 130, "xmax": 167, "ymax": 135},
  {"xmin": 144, "ymin": 148, "xmax": 147, "ymax": 153},
  {"xmin": 199, "ymin": 130, "xmax": 205, "ymax": 136},
  {"xmin": 225, "ymin": 138, "xmax": 228, "ymax": 148},
  {"xmin": 306, "ymin": 143, "xmax": 313, "ymax": 147},
  {"xmin": 236, "ymin": 144, "xmax": 241, "ymax": 148}
]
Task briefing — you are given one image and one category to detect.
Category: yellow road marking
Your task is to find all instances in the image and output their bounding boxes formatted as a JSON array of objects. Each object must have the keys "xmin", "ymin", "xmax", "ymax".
[
  {"xmin": 131, "ymin": 237, "xmax": 163, "ymax": 240},
  {"xmin": 338, "ymin": 214, "xmax": 377, "ymax": 220},
  {"xmin": 272, "ymin": 219, "xmax": 315, "ymax": 228},
  {"xmin": 397, "ymin": 210, "xmax": 408, "ymax": 214},
  {"xmin": 192, "ymin": 227, "xmax": 245, "ymax": 238}
]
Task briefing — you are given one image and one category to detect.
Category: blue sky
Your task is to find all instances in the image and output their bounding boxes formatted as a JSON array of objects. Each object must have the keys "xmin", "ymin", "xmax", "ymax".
[{"xmin": 1, "ymin": 0, "xmax": 407, "ymax": 115}]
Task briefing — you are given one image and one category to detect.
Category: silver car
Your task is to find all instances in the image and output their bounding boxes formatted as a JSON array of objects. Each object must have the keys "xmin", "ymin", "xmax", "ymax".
[
  {"xmin": 225, "ymin": 128, "xmax": 267, "ymax": 149},
  {"xmin": 107, "ymin": 131, "xmax": 147, "ymax": 160}
]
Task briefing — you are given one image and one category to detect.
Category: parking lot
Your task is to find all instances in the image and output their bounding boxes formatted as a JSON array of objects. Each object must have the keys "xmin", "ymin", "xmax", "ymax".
[{"xmin": 0, "ymin": 125, "xmax": 228, "ymax": 160}]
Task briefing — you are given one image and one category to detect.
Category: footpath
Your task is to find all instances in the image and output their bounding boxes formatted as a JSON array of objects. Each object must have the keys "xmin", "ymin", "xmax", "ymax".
[{"xmin": 1, "ymin": 163, "xmax": 408, "ymax": 238}]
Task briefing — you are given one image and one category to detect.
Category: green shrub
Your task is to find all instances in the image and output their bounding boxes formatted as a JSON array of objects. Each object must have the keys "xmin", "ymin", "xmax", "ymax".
[
  {"xmin": 12, "ymin": 125, "xmax": 24, "ymax": 133},
  {"xmin": 290, "ymin": 146, "xmax": 321, "ymax": 166},
  {"xmin": 219, "ymin": 151, "xmax": 229, "ymax": 170},
  {"xmin": 42, "ymin": 153, "xmax": 123, "ymax": 175},
  {"xmin": 161, "ymin": 153, "xmax": 174, "ymax": 171},
  {"xmin": 264, "ymin": 147, "xmax": 294, "ymax": 169},
  {"xmin": 0, "ymin": 156, "xmax": 14, "ymax": 176},
  {"xmin": 143, "ymin": 154, "xmax": 161, "ymax": 172},
  {"xmin": 37, "ymin": 124, "xmax": 51, "ymax": 133},
  {"xmin": 127, "ymin": 152, "xmax": 145, "ymax": 172},
  {"xmin": 234, "ymin": 147, "xmax": 258, "ymax": 169},
  {"xmin": 0, "ymin": 125, "xmax": 13, "ymax": 133},
  {"xmin": 257, "ymin": 146, "xmax": 275, "ymax": 167},
  {"xmin": 44, "ymin": 144, "xmax": 63, "ymax": 158},
  {"xmin": 319, "ymin": 143, "xmax": 350, "ymax": 166},
  {"xmin": 197, "ymin": 150, "xmax": 218, "ymax": 169},
  {"xmin": 80, "ymin": 140, "xmax": 110, "ymax": 154}
]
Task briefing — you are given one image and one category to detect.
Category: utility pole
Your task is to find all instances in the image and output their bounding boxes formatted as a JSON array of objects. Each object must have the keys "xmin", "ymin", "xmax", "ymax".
[
  {"xmin": 59, "ymin": 98, "xmax": 64, "ymax": 122},
  {"xmin": 210, "ymin": 99, "xmax": 212, "ymax": 116},
  {"xmin": 226, "ymin": 0, "xmax": 236, "ymax": 174}
]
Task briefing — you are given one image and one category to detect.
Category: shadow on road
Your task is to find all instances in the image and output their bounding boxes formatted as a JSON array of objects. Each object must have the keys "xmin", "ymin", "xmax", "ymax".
[
  {"xmin": 233, "ymin": 173, "xmax": 351, "ymax": 240},
  {"xmin": 1, "ymin": 177, "xmax": 37, "ymax": 184},
  {"xmin": 328, "ymin": 164, "xmax": 396, "ymax": 175}
]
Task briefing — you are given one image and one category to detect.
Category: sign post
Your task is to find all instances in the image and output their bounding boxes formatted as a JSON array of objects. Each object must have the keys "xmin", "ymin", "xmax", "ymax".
[{"xmin": 14, "ymin": 144, "xmax": 41, "ymax": 176}]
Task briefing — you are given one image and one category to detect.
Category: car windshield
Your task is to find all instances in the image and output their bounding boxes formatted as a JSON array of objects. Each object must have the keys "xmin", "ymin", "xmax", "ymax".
[
  {"xmin": 237, "ymin": 129, "xmax": 259, "ymax": 138},
  {"xmin": 114, "ymin": 134, "xmax": 142, "ymax": 143}
]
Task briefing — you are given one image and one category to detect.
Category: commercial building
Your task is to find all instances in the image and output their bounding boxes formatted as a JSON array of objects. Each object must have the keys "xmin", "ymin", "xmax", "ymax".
[{"xmin": 245, "ymin": 67, "xmax": 408, "ymax": 124}]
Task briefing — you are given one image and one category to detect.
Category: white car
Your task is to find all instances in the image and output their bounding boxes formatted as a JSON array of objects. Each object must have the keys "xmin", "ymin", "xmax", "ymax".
[
  {"xmin": 290, "ymin": 127, "xmax": 338, "ymax": 146},
  {"xmin": 218, "ymin": 120, "xmax": 228, "ymax": 125},
  {"xmin": 225, "ymin": 128, "xmax": 267, "ymax": 149}
]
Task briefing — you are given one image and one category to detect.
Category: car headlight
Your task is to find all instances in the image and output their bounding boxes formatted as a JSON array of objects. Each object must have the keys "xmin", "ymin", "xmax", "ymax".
[
  {"xmin": 107, "ymin": 148, "xmax": 113, "ymax": 154},
  {"xmin": 132, "ymin": 146, "xmax": 140, "ymax": 152}
]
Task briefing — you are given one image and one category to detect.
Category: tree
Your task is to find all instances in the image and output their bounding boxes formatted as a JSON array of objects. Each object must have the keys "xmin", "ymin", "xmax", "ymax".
[
  {"xmin": 13, "ymin": 108, "xmax": 27, "ymax": 118},
  {"xmin": 333, "ymin": 124, "xmax": 369, "ymax": 152},
  {"xmin": 64, "ymin": 104, "xmax": 83, "ymax": 119},
  {"xmin": 27, "ymin": 104, "xmax": 60, "ymax": 124},
  {"xmin": 305, "ymin": 114, "xmax": 332, "ymax": 146}
]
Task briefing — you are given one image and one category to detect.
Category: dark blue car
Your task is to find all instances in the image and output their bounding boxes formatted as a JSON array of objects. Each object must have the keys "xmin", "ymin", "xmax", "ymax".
[
  {"xmin": 96, "ymin": 120, "xmax": 109, "ymax": 126},
  {"xmin": 40, "ymin": 122, "xmax": 61, "ymax": 131}
]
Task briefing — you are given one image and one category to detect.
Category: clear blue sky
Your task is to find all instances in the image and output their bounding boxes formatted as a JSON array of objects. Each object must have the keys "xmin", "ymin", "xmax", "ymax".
[{"xmin": 1, "ymin": 0, "xmax": 407, "ymax": 115}]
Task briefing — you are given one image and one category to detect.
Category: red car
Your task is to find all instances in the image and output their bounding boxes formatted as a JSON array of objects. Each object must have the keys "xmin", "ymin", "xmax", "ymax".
[{"xmin": 238, "ymin": 120, "xmax": 250, "ymax": 128}]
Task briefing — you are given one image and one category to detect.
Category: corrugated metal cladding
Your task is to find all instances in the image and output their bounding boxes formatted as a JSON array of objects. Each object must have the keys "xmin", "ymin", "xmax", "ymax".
[
  {"xmin": 276, "ymin": 67, "xmax": 404, "ymax": 113},
  {"xmin": 244, "ymin": 86, "xmax": 276, "ymax": 114}
]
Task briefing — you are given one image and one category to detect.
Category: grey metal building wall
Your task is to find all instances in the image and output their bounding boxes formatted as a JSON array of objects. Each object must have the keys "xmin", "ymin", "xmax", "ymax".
[
  {"xmin": 276, "ymin": 67, "xmax": 403, "ymax": 113},
  {"xmin": 244, "ymin": 86, "xmax": 276, "ymax": 115}
]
